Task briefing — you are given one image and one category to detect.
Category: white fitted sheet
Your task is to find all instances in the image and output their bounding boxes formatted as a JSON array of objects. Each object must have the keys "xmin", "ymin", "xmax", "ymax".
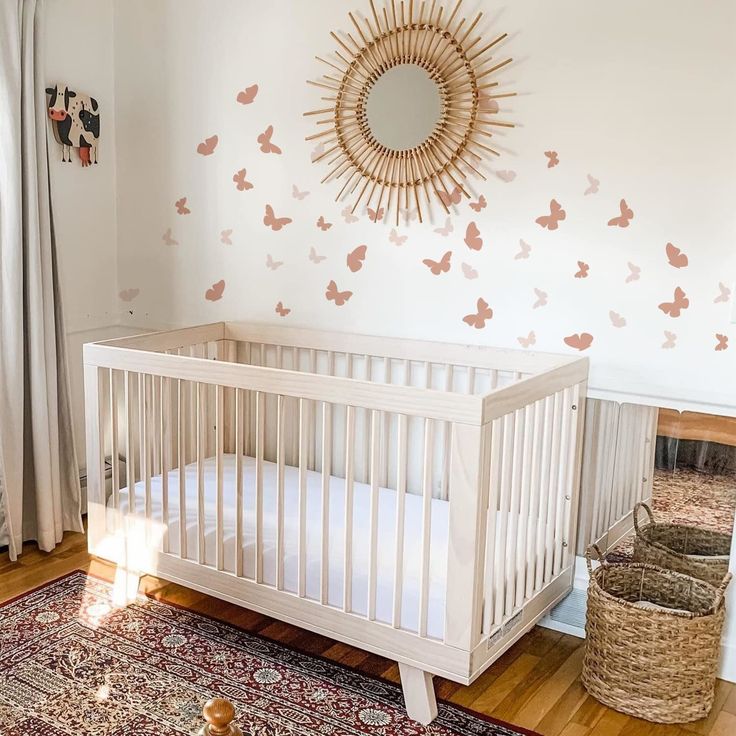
[{"xmin": 109, "ymin": 454, "xmax": 450, "ymax": 638}]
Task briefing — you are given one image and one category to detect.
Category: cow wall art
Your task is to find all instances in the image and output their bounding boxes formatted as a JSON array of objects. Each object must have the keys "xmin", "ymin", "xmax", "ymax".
[{"xmin": 45, "ymin": 83, "xmax": 100, "ymax": 166}]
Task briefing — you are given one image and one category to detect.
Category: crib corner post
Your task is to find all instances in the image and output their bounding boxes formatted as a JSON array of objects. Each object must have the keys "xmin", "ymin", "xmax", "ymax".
[
  {"xmin": 398, "ymin": 663, "xmax": 438, "ymax": 726},
  {"xmin": 83, "ymin": 362, "xmax": 106, "ymax": 556},
  {"xmin": 444, "ymin": 421, "xmax": 489, "ymax": 651}
]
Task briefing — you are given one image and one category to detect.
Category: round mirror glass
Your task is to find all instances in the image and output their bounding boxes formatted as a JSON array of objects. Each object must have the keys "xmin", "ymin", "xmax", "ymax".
[{"xmin": 365, "ymin": 63, "xmax": 443, "ymax": 151}]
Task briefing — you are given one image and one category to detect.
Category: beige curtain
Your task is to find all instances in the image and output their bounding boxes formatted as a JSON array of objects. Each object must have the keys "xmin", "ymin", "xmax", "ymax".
[{"xmin": 0, "ymin": 0, "xmax": 82, "ymax": 560}]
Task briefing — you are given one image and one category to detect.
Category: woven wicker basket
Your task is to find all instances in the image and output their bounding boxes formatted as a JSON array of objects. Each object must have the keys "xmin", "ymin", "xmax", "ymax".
[
  {"xmin": 582, "ymin": 545, "xmax": 731, "ymax": 723},
  {"xmin": 633, "ymin": 502, "xmax": 732, "ymax": 586}
]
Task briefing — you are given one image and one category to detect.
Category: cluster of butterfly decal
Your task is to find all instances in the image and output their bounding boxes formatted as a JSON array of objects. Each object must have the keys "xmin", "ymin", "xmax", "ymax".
[{"xmin": 117, "ymin": 82, "xmax": 733, "ymax": 355}]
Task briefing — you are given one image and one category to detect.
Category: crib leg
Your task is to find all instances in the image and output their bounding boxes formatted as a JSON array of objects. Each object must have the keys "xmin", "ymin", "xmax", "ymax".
[{"xmin": 398, "ymin": 663, "xmax": 438, "ymax": 725}]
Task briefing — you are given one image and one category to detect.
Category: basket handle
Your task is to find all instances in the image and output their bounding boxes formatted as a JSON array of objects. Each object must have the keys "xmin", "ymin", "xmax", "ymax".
[
  {"xmin": 585, "ymin": 544, "xmax": 606, "ymax": 575},
  {"xmin": 714, "ymin": 573, "xmax": 733, "ymax": 609},
  {"xmin": 633, "ymin": 502, "xmax": 655, "ymax": 535}
]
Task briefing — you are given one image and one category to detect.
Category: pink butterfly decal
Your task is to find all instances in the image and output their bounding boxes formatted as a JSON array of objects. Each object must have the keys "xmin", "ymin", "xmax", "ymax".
[
  {"xmin": 309, "ymin": 246, "xmax": 326, "ymax": 264},
  {"xmin": 434, "ymin": 218, "xmax": 453, "ymax": 237},
  {"xmin": 461, "ymin": 262, "xmax": 478, "ymax": 280},
  {"xmin": 265, "ymin": 254, "xmax": 283, "ymax": 270},
  {"xmin": 341, "ymin": 206, "xmax": 359, "ymax": 224},
  {"xmin": 662, "ymin": 331, "xmax": 677, "ymax": 349},
  {"xmin": 625, "ymin": 262, "xmax": 641, "ymax": 283},
  {"xmin": 544, "ymin": 151, "xmax": 559, "ymax": 168},
  {"xmin": 233, "ymin": 169, "xmax": 253, "ymax": 191},
  {"xmin": 292, "ymin": 185, "xmax": 310, "ymax": 200},
  {"xmin": 205, "ymin": 280, "xmax": 225, "ymax": 302},
  {"xmin": 533, "ymin": 288, "xmax": 548, "ymax": 309},
  {"xmin": 714, "ymin": 282, "xmax": 731, "ymax": 304},
  {"xmin": 119, "ymin": 288, "xmax": 139, "ymax": 302},
  {"xmin": 609, "ymin": 311, "xmax": 626, "ymax": 328},
  {"xmin": 236, "ymin": 84, "xmax": 258, "ymax": 104},
  {"xmin": 389, "ymin": 229, "xmax": 407, "ymax": 246},
  {"xmin": 257, "ymin": 125, "xmax": 282, "ymax": 154},
  {"xmin": 220, "ymin": 229, "xmax": 233, "ymax": 245},
  {"xmin": 584, "ymin": 174, "xmax": 600, "ymax": 195},
  {"xmin": 564, "ymin": 333, "xmax": 593, "ymax": 351},
  {"xmin": 162, "ymin": 228, "xmax": 178, "ymax": 246},
  {"xmin": 517, "ymin": 331, "xmax": 536, "ymax": 348},
  {"xmin": 608, "ymin": 199, "xmax": 633, "ymax": 228},
  {"xmin": 196, "ymin": 135, "xmax": 218, "ymax": 156},
  {"xmin": 515, "ymin": 240, "xmax": 531, "ymax": 260},
  {"xmin": 463, "ymin": 298, "xmax": 493, "ymax": 329}
]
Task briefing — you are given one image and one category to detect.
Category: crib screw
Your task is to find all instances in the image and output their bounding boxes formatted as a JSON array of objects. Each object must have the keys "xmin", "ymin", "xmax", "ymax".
[
  {"xmin": 562, "ymin": 541, "xmax": 568, "ymax": 548},
  {"xmin": 571, "ymin": 404, "xmax": 577, "ymax": 411},
  {"xmin": 565, "ymin": 495, "xmax": 571, "ymax": 501}
]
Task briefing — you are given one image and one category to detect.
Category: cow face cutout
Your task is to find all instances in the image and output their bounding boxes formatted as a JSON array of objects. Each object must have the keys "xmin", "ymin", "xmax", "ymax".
[{"xmin": 45, "ymin": 82, "xmax": 100, "ymax": 166}]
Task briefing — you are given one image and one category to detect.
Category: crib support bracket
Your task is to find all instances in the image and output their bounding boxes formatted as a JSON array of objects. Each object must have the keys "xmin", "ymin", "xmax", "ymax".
[{"xmin": 398, "ymin": 662, "xmax": 438, "ymax": 725}]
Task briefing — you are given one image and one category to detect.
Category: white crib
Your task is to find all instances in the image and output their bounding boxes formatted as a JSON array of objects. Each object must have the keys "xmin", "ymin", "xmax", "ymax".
[{"xmin": 83, "ymin": 322, "xmax": 588, "ymax": 724}]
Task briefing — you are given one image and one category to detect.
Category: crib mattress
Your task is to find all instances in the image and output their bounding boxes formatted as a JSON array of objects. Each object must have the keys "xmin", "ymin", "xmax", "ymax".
[{"xmin": 108, "ymin": 454, "xmax": 450, "ymax": 638}]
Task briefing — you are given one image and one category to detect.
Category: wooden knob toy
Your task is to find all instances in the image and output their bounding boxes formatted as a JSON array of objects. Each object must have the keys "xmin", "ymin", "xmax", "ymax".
[{"xmin": 198, "ymin": 698, "xmax": 243, "ymax": 736}]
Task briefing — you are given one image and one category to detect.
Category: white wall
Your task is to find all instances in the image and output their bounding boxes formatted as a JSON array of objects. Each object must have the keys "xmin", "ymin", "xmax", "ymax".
[
  {"xmin": 44, "ymin": 0, "xmax": 119, "ymax": 461},
  {"xmin": 110, "ymin": 0, "xmax": 736, "ymax": 413}
]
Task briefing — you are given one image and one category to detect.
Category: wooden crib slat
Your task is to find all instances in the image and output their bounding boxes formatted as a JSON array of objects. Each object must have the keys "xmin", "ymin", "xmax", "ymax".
[
  {"xmin": 392, "ymin": 412, "xmax": 408, "ymax": 628},
  {"xmin": 563, "ymin": 383, "xmax": 584, "ymax": 570},
  {"xmin": 291, "ymin": 348, "xmax": 299, "ymax": 464},
  {"xmin": 215, "ymin": 384, "xmax": 225, "ymax": 571},
  {"xmin": 554, "ymin": 387, "xmax": 576, "ymax": 574},
  {"xmin": 494, "ymin": 411, "xmax": 514, "ymax": 626},
  {"xmin": 515, "ymin": 403, "xmax": 534, "ymax": 609},
  {"xmin": 151, "ymin": 372, "xmax": 160, "ymax": 477},
  {"xmin": 255, "ymin": 391, "xmax": 265, "ymax": 583},
  {"xmin": 125, "ymin": 371, "xmax": 135, "ymax": 513},
  {"xmin": 234, "ymin": 388, "xmax": 244, "ymax": 577},
  {"xmin": 468, "ymin": 366, "xmax": 476, "ymax": 394},
  {"xmin": 367, "ymin": 409, "xmax": 380, "ymax": 620},
  {"xmin": 177, "ymin": 379, "xmax": 187, "ymax": 559},
  {"xmin": 380, "ymin": 357, "xmax": 391, "ymax": 488},
  {"xmin": 196, "ymin": 382, "xmax": 206, "ymax": 565},
  {"xmin": 139, "ymin": 374, "xmax": 151, "ymax": 526},
  {"xmin": 242, "ymin": 343, "xmax": 252, "ymax": 456},
  {"xmin": 482, "ymin": 417, "xmax": 502, "ymax": 635},
  {"xmin": 525, "ymin": 400, "xmax": 543, "ymax": 596},
  {"xmin": 418, "ymin": 417, "xmax": 434, "ymax": 637},
  {"xmin": 343, "ymin": 404, "xmax": 355, "ymax": 612},
  {"xmin": 109, "ymin": 369, "xmax": 119, "ymax": 513},
  {"xmin": 308, "ymin": 349, "xmax": 317, "ymax": 470},
  {"xmin": 440, "ymin": 365, "xmax": 454, "ymax": 501},
  {"xmin": 320, "ymin": 401, "xmax": 333, "ymax": 605},
  {"xmin": 159, "ymin": 375, "xmax": 169, "ymax": 553},
  {"xmin": 505, "ymin": 408, "xmax": 524, "ymax": 615},
  {"xmin": 544, "ymin": 391, "xmax": 563, "ymax": 584},
  {"xmin": 276, "ymin": 394, "xmax": 286, "ymax": 590},
  {"xmin": 535, "ymin": 395, "xmax": 554, "ymax": 591},
  {"xmin": 298, "ymin": 398, "xmax": 308, "ymax": 598}
]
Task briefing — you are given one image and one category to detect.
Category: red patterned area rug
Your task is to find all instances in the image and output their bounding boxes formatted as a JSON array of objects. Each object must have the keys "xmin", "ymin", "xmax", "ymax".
[{"xmin": 0, "ymin": 572, "xmax": 539, "ymax": 736}]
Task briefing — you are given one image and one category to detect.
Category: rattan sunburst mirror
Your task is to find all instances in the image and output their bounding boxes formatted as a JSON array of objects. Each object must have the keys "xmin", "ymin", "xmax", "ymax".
[{"xmin": 305, "ymin": 0, "xmax": 515, "ymax": 225}]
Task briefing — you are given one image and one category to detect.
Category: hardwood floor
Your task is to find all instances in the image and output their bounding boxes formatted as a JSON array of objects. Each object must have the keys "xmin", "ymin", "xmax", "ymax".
[{"xmin": 2, "ymin": 532, "xmax": 734, "ymax": 736}]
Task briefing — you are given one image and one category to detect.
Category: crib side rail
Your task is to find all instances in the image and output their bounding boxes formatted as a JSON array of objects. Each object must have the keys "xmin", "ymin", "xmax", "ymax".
[
  {"xmin": 83, "ymin": 351, "xmax": 468, "ymax": 652},
  {"xmin": 475, "ymin": 377, "xmax": 587, "ymax": 653},
  {"xmin": 444, "ymin": 363, "xmax": 588, "ymax": 657},
  {"xmin": 84, "ymin": 343, "xmax": 482, "ymax": 425}
]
